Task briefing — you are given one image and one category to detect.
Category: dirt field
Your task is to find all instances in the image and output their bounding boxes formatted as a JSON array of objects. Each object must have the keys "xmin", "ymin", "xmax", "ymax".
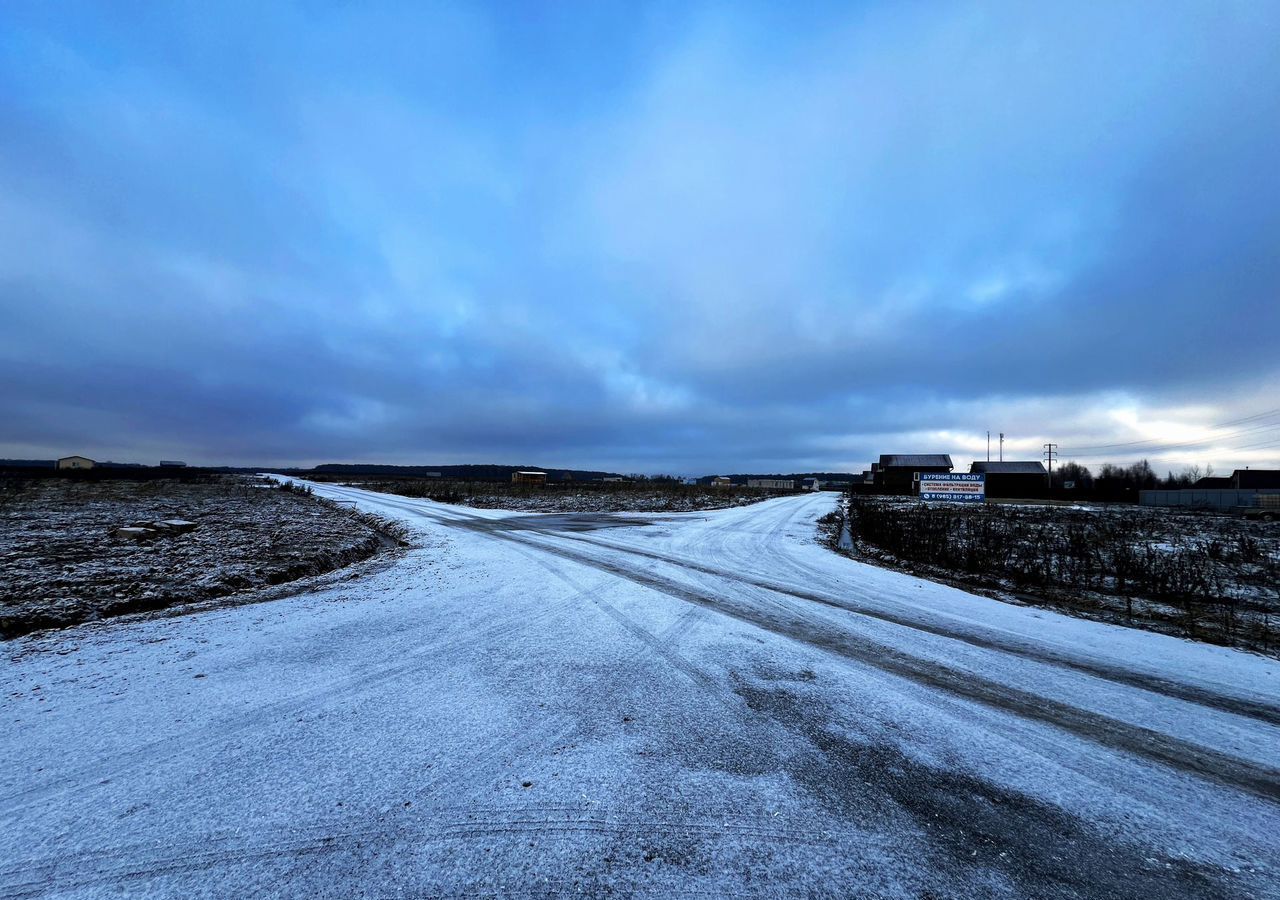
[
  {"xmin": 333, "ymin": 477, "xmax": 785, "ymax": 513},
  {"xmin": 0, "ymin": 476, "xmax": 401, "ymax": 638},
  {"xmin": 827, "ymin": 499, "xmax": 1280, "ymax": 656}
]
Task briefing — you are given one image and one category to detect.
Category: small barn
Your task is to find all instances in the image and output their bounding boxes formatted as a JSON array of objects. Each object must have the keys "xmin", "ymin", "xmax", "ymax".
[
  {"xmin": 56, "ymin": 455, "xmax": 95, "ymax": 470},
  {"xmin": 511, "ymin": 470, "xmax": 547, "ymax": 486},
  {"xmin": 970, "ymin": 460, "xmax": 1047, "ymax": 499},
  {"xmin": 711, "ymin": 476, "xmax": 732, "ymax": 487},
  {"xmin": 875, "ymin": 454, "xmax": 953, "ymax": 494}
]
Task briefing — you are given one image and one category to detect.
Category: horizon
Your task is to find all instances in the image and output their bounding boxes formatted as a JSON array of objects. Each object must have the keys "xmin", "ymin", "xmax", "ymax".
[
  {"xmin": 2, "ymin": 2, "xmax": 1278, "ymax": 473},
  {"xmin": 6, "ymin": 452, "xmax": 1272, "ymax": 483}
]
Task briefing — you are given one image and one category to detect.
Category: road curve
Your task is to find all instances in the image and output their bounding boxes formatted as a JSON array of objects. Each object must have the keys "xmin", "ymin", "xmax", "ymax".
[{"xmin": 1, "ymin": 483, "xmax": 1277, "ymax": 898}]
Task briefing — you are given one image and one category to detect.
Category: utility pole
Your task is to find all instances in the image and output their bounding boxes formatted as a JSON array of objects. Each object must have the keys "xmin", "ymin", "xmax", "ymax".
[
  {"xmin": 987, "ymin": 431, "xmax": 991, "ymax": 462},
  {"xmin": 1043, "ymin": 442, "xmax": 1058, "ymax": 499},
  {"xmin": 999, "ymin": 433, "xmax": 1004, "ymax": 462}
]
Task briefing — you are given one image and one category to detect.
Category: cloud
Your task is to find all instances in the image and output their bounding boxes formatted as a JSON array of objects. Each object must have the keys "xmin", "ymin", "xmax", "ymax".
[{"xmin": 0, "ymin": 1, "xmax": 1277, "ymax": 472}]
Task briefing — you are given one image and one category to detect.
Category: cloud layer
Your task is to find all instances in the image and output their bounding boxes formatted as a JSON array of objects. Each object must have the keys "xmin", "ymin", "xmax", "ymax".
[{"xmin": 2, "ymin": 1, "xmax": 1278, "ymax": 473}]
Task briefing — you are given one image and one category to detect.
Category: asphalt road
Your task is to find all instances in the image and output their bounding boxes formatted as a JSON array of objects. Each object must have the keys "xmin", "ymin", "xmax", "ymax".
[{"xmin": 1, "ymin": 485, "xmax": 1277, "ymax": 898}]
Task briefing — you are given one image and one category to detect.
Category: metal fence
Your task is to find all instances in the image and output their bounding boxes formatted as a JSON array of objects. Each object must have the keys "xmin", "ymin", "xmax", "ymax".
[{"xmin": 1139, "ymin": 489, "xmax": 1280, "ymax": 510}]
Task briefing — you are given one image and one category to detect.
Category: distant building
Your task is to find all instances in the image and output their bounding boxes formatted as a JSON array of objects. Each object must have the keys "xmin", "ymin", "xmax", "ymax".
[
  {"xmin": 159, "ymin": 460, "xmax": 187, "ymax": 468},
  {"xmin": 874, "ymin": 454, "xmax": 953, "ymax": 494},
  {"xmin": 511, "ymin": 470, "xmax": 547, "ymax": 485},
  {"xmin": 969, "ymin": 460, "xmax": 1047, "ymax": 499},
  {"xmin": 848, "ymin": 465, "xmax": 884, "ymax": 495},
  {"xmin": 1193, "ymin": 476, "xmax": 1233, "ymax": 489},
  {"xmin": 802, "ymin": 477, "xmax": 821, "ymax": 491},
  {"xmin": 56, "ymin": 455, "xmax": 95, "ymax": 470},
  {"xmin": 748, "ymin": 479, "xmax": 795, "ymax": 490},
  {"xmin": 1232, "ymin": 469, "xmax": 1280, "ymax": 490},
  {"xmin": 711, "ymin": 476, "xmax": 733, "ymax": 487}
]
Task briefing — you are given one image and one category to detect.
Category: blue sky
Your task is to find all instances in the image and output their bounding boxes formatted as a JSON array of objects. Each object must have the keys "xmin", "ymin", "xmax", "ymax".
[{"xmin": 2, "ymin": 1, "xmax": 1278, "ymax": 473}]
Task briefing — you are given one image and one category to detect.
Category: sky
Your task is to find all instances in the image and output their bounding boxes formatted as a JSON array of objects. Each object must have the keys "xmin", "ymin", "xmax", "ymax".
[{"xmin": 1, "ymin": 1, "xmax": 1278, "ymax": 475}]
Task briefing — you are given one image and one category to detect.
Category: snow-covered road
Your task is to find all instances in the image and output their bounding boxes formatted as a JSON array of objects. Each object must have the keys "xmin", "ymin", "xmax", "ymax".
[{"xmin": 2, "ymin": 483, "xmax": 1278, "ymax": 898}]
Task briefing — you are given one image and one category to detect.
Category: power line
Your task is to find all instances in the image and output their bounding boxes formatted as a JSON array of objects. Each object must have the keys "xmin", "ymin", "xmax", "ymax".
[
  {"xmin": 1061, "ymin": 419, "xmax": 1280, "ymax": 456},
  {"xmin": 1191, "ymin": 406, "xmax": 1280, "ymax": 429},
  {"xmin": 1062, "ymin": 433, "xmax": 1280, "ymax": 460},
  {"xmin": 1063, "ymin": 431, "xmax": 1280, "ymax": 458},
  {"xmin": 1062, "ymin": 407, "xmax": 1280, "ymax": 452},
  {"xmin": 1063, "ymin": 418, "xmax": 1280, "ymax": 453},
  {"xmin": 1231, "ymin": 437, "xmax": 1280, "ymax": 452}
]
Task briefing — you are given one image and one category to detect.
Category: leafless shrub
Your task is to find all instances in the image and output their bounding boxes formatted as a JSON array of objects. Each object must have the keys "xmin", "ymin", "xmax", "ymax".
[{"xmin": 848, "ymin": 500, "xmax": 1279, "ymax": 653}]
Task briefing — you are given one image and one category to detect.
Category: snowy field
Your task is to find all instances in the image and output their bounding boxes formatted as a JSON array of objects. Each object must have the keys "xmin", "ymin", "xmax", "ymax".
[
  {"xmin": 1, "ymin": 481, "xmax": 1278, "ymax": 897},
  {"xmin": 0, "ymin": 477, "xmax": 393, "ymax": 637},
  {"xmin": 342, "ymin": 477, "xmax": 780, "ymax": 513}
]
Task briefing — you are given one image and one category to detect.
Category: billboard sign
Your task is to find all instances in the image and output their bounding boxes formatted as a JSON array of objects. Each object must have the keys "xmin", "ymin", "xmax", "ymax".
[{"xmin": 920, "ymin": 472, "xmax": 985, "ymax": 502}]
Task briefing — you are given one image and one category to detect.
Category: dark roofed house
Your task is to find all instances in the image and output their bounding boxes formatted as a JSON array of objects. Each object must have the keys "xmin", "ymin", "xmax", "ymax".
[
  {"xmin": 1193, "ymin": 476, "xmax": 1233, "ymax": 489},
  {"xmin": 1232, "ymin": 469, "xmax": 1280, "ymax": 490},
  {"xmin": 879, "ymin": 454, "xmax": 954, "ymax": 469},
  {"xmin": 850, "ymin": 468, "xmax": 878, "ymax": 494},
  {"xmin": 970, "ymin": 460, "xmax": 1047, "ymax": 498},
  {"xmin": 969, "ymin": 461, "xmax": 1046, "ymax": 475},
  {"xmin": 875, "ymin": 454, "xmax": 952, "ymax": 495}
]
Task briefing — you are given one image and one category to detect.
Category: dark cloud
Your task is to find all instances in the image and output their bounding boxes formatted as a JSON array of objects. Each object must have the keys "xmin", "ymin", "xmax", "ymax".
[{"xmin": 1, "ymin": 2, "xmax": 1277, "ymax": 472}]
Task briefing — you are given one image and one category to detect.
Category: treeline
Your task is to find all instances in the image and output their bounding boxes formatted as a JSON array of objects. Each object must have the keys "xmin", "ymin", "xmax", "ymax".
[
  {"xmin": 310, "ymin": 464, "xmax": 626, "ymax": 482},
  {"xmin": 1051, "ymin": 460, "xmax": 1221, "ymax": 502},
  {"xmin": 0, "ymin": 466, "xmax": 222, "ymax": 483}
]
